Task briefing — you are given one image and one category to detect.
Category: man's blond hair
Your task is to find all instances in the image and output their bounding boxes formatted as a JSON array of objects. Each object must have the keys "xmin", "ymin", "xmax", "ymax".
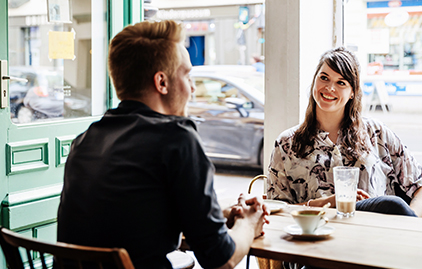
[{"xmin": 108, "ymin": 20, "xmax": 185, "ymax": 100}]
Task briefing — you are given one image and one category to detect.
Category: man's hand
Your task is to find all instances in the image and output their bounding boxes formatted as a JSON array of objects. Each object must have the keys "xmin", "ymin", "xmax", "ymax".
[
  {"xmin": 225, "ymin": 194, "xmax": 270, "ymax": 237},
  {"xmin": 219, "ymin": 194, "xmax": 271, "ymax": 269}
]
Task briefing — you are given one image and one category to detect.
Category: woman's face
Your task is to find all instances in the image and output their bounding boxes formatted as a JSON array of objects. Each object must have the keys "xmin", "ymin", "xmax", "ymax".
[{"xmin": 312, "ymin": 62, "xmax": 353, "ymax": 118}]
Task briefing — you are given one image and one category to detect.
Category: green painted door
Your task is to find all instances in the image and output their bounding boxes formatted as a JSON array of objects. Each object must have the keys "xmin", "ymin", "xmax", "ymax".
[
  {"xmin": 0, "ymin": 0, "xmax": 108, "ymax": 237},
  {"xmin": 0, "ymin": 0, "xmax": 141, "ymax": 267}
]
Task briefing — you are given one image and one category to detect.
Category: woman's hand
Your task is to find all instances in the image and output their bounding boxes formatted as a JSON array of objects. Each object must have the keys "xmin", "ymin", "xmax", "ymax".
[
  {"xmin": 306, "ymin": 190, "xmax": 369, "ymax": 208},
  {"xmin": 356, "ymin": 189, "xmax": 370, "ymax": 201},
  {"xmin": 306, "ymin": 195, "xmax": 336, "ymax": 207}
]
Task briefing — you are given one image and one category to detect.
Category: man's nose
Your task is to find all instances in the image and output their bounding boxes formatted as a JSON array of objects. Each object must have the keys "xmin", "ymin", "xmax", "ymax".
[{"xmin": 190, "ymin": 81, "xmax": 196, "ymax": 93}]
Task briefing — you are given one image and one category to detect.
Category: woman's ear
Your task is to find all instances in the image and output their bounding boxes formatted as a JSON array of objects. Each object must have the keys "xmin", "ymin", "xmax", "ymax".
[{"xmin": 153, "ymin": 71, "xmax": 169, "ymax": 95}]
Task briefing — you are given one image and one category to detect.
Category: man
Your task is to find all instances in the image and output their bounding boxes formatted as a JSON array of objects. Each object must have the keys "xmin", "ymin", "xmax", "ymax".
[{"xmin": 57, "ymin": 20, "xmax": 268, "ymax": 269}]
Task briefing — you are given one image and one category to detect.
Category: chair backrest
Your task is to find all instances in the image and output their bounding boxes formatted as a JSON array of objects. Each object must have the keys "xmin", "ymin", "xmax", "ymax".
[{"xmin": 0, "ymin": 227, "xmax": 135, "ymax": 269}]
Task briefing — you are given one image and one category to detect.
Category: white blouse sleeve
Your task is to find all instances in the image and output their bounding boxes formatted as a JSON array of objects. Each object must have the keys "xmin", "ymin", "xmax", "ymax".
[
  {"xmin": 383, "ymin": 123, "xmax": 422, "ymax": 198},
  {"xmin": 266, "ymin": 138, "xmax": 295, "ymax": 203}
]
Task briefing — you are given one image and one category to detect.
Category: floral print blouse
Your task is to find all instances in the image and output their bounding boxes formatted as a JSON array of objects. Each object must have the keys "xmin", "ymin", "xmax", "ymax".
[{"xmin": 267, "ymin": 118, "xmax": 422, "ymax": 204}]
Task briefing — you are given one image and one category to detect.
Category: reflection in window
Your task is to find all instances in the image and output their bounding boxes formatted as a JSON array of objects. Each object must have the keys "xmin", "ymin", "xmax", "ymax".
[
  {"xmin": 8, "ymin": 0, "xmax": 107, "ymax": 124},
  {"xmin": 344, "ymin": 1, "xmax": 422, "ymax": 105},
  {"xmin": 192, "ymin": 77, "xmax": 251, "ymax": 107},
  {"xmin": 344, "ymin": 0, "xmax": 422, "ymax": 164}
]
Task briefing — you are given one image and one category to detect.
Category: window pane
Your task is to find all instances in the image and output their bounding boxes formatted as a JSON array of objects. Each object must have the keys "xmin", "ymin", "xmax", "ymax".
[
  {"xmin": 344, "ymin": 0, "xmax": 422, "ymax": 164},
  {"xmin": 8, "ymin": 0, "xmax": 107, "ymax": 124}
]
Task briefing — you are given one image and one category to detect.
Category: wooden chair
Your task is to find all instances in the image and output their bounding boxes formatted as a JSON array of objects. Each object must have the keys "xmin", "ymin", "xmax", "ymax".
[
  {"xmin": 248, "ymin": 174, "xmax": 267, "ymax": 196},
  {"xmin": 0, "ymin": 227, "xmax": 195, "ymax": 269},
  {"xmin": 0, "ymin": 227, "xmax": 135, "ymax": 269}
]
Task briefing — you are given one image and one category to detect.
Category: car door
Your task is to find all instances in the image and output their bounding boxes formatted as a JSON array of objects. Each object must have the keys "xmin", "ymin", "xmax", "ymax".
[
  {"xmin": 0, "ymin": 0, "xmax": 140, "ymax": 266},
  {"xmin": 189, "ymin": 76, "xmax": 263, "ymax": 164}
]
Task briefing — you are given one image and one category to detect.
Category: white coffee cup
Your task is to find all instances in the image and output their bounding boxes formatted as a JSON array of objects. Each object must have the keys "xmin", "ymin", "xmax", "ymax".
[{"xmin": 291, "ymin": 210, "xmax": 328, "ymax": 234}]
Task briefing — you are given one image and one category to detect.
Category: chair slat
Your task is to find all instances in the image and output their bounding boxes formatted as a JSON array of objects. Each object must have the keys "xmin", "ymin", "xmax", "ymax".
[
  {"xmin": 26, "ymin": 249, "xmax": 35, "ymax": 269},
  {"xmin": 40, "ymin": 252, "xmax": 48, "ymax": 269},
  {"xmin": 0, "ymin": 227, "xmax": 135, "ymax": 269}
]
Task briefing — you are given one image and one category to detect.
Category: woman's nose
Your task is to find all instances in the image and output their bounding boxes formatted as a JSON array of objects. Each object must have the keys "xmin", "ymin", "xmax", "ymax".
[{"xmin": 326, "ymin": 83, "xmax": 335, "ymax": 92}]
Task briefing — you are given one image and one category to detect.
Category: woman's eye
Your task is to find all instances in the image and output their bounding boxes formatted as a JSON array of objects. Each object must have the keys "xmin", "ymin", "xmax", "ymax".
[
  {"xmin": 320, "ymin": 75, "xmax": 328, "ymax": 81},
  {"xmin": 338, "ymin": 81, "xmax": 346, "ymax": 86}
]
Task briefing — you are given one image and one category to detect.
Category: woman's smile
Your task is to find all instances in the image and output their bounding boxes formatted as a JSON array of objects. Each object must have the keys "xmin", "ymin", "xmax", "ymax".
[{"xmin": 321, "ymin": 93, "xmax": 336, "ymax": 101}]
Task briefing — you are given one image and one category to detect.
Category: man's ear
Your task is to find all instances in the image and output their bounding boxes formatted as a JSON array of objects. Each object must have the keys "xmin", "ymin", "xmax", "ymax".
[{"xmin": 153, "ymin": 71, "xmax": 169, "ymax": 95}]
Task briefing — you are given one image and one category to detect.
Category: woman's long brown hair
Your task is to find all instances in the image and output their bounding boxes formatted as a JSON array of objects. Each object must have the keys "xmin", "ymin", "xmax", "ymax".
[{"xmin": 292, "ymin": 47, "xmax": 369, "ymax": 161}]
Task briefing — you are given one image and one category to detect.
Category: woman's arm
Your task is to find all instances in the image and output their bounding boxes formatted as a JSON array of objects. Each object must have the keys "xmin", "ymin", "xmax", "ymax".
[
  {"xmin": 305, "ymin": 189, "xmax": 370, "ymax": 208},
  {"xmin": 304, "ymin": 195, "xmax": 335, "ymax": 207},
  {"xmin": 378, "ymin": 120, "xmax": 422, "ymax": 201},
  {"xmin": 410, "ymin": 187, "xmax": 422, "ymax": 217}
]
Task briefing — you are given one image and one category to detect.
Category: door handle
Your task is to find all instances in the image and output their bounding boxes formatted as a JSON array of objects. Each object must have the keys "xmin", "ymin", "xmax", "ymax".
[
  {"xmin": 0, "ymin": 60, "xmax": 29, "ymax": 109},
  {"xmin": 0, "ymin": 60, "xmax": 8, "ymax": 109},
  {"xmin": 2, "ymin": 75, "xmax": 28, "ymax": 83}
]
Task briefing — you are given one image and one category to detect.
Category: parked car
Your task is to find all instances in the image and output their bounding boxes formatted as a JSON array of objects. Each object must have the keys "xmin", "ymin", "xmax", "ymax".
[
  {"xmin": 189, "ymin": 65, "xmax": 264, "ymax": 168},
  {"xmin": 9, "ymin": 66, "xmax": 91, "ymax": 123}
]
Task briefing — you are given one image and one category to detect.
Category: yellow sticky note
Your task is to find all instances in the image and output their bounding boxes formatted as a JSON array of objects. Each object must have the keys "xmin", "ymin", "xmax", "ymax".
[{"xmin": 48, "ymin": 31, "xmax": 74, "ymax": 59}]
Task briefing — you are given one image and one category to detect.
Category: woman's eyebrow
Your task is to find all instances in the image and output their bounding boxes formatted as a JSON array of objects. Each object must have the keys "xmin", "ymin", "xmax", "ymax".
[{"xmin": 322, "ymin": 71, "xmax": 347, "ymax": 81}]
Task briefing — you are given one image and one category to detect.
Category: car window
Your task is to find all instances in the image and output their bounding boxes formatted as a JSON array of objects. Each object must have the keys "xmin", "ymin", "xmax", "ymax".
[
  {"xmin": 243, "ymin": 75, "xmax": 264, "ymax": 93},
  {"xmin": 192, "ymin": 77, "xmax": 252, "ymax": 107}
]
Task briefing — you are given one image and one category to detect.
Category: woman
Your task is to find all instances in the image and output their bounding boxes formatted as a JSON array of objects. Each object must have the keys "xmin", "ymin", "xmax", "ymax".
[{"xmin": 267, "ymin": 47, "xmax": 422, "ymax": 217}]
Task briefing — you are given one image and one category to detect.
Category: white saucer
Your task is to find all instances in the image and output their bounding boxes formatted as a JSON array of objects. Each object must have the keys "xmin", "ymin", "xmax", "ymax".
[
  {"xmin": 284, "ymin": 224, "xmax": 335, "ymax": 240},
  {"xmin": 264, "ymin": 200, "xmax": 287, "ymax": 214}
]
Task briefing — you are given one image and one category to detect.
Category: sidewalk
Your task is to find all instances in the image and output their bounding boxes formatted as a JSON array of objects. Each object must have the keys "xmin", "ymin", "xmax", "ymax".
[
  {"xmin": 363, "ymin": 94, "xmax": 422, "ymax": 114},
  {"xmin": 364, "ymin": 110, "xmax": 422, "ymax": 128}
]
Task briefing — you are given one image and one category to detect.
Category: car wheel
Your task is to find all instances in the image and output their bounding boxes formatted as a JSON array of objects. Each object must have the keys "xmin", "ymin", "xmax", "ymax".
[{"xmin": 17, "ymin": 106, "xmax": 34, "ymax": 123}]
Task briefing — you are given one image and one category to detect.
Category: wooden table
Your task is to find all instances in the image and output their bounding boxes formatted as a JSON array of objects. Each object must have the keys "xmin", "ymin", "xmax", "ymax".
[{"xmin": 249, "ymin": 205, "xmax": 422, "ymax": 269}]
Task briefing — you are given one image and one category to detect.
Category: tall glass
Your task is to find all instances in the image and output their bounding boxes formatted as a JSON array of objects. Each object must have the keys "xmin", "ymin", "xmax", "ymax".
[{"xmin": 333, "ymin": 166, "xmax": 359, "ymax": 218}]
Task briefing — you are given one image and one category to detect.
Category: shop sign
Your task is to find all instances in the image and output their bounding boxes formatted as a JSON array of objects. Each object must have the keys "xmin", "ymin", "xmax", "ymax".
[
  {"xmin": 368, "ymin": 1, "xmax": 422, "ymax": 8},
  {"xmin": 388, "ymin": 1, "xmax": 402, "ymax": 7},
  {"xmin": 384, "ymin": 9, "xmax": 409, "ymax": 27},
  {"xmin": 156, "ymin": 9, "xmax": 211, "ymax": 20}
]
